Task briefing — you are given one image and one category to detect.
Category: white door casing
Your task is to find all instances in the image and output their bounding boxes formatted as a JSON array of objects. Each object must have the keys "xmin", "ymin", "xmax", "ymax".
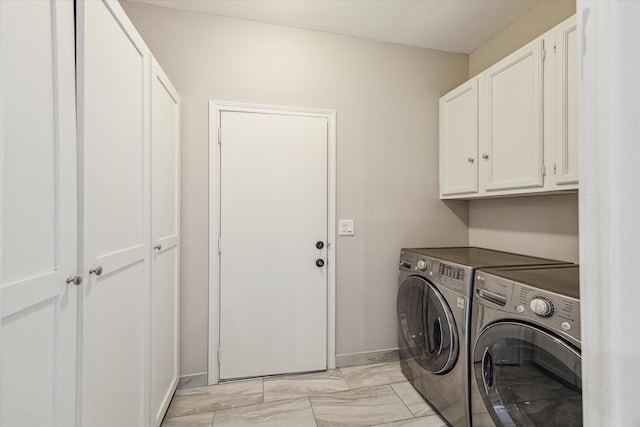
[
  {"xmin": 150, "ymin": 58, "xmax": 180, "ymax": 427},
  {"xmin": 0, "ymin": 1, "xmax": 77, "ymax": 426},
  {"xmin": 208, "ymin": 102, "xmax": 336, "ymax": 383},
  {"xmin": 77, "ymin": 1, "xmax": 151, "ymax": 425}
]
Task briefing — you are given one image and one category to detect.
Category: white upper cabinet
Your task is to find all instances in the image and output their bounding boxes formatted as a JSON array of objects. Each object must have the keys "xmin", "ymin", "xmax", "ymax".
[
  {"xmin": 440, "ymin": 80, "xmax": 479, "ymax": 196},
  {"xmin": 439, "ymin": 15, "xmax": 578, "ymax": 199},
  {"xmin": 480, "ymin": 39, "xmax": 545, "ymax": 193},
  {"xmin": 553, "ymin": 16, "xmax": 578, "ymax": 187}
]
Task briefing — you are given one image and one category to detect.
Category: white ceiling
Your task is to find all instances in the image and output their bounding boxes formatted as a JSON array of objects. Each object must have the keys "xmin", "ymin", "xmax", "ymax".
[{"xmin": 126, "ymin": 0, "xmax": 542, "ymax": 54}]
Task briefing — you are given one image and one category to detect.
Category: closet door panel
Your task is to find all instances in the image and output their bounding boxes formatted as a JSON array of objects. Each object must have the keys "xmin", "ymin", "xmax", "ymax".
[
  {"xmin": 0, "ymin": 1, "xmax": 77, "ymax": 426},
  {"xmin": 150, "ymin": 59, "xmax": 180, "ymax": 427},
  {"xmin": 77, "ymin": 1, "xmax": 151, "ymax": 426}
]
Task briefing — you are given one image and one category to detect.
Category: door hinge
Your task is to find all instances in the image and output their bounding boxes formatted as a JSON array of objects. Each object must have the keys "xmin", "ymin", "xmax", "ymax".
[
  {"xmin": 218, "ymin": 128, "xmax": 222, "ymax": 144},
  {"xmin": 218, "ymin": 238, "xmax": 222, "ymax": 254},
  {"xmin": 541, "ymin": 48, "xmax": 546, "ymax": 61},
  {"xmin": 553, "ymin": 43, "xmax": 557, "ymax": 54},
  {"xmin": 541, "ymin": 165, "xmax": 547, "ymax": 177},
  {"xmin": 553, "ymin": 163, "xmax": 557, "ymax": 174},
  {"xmin": 217, "ymin": 347, "xmax": 221, "ymax": 364}
]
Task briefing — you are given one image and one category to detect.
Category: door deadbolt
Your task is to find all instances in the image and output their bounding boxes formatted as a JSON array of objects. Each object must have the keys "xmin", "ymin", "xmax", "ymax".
[
  {"xmin": 316, "ymin": 241, "xmax": 324, "ymax": 249},
  {"xmin": 316, "ymin": 259, "xmax": 325, "ymax": 267}
]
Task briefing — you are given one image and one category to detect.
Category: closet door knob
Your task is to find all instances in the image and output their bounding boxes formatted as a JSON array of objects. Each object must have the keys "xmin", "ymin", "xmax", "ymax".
[
  {"xmin": 89, "ymin": 266, "xmax": 103, "ymax": 276},
  {"xmin": 154, "ymin": 244, "xmax": 162, "ymax": 251},
  {"xmin": 467, "ymin": 157, "xmax": 474, "ymax": 163},
  {"xmin": 482, "ymin": 154, "xmax": 489, "ymax": 160}
]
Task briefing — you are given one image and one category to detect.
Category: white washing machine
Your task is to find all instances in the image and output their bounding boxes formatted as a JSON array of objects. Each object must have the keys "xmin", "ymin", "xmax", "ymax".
[
  {"xmin": 397, "ymin": 247, "xmax": 567, "ymax": 426},
  {"xmin": 470, "ymin": 265, "xmax": 581, "ymax": 427}
]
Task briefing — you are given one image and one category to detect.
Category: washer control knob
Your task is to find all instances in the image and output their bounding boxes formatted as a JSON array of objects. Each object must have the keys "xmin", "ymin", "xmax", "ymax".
[
  {"xmin": 516, "ymin": 305, "xmax": 525, "ymax": 313},
  {"xmin": 530, "ymin": 297, "xmax": 555, "ymax": 318},
  {"xmin": 417, "ymin": 260, "xmax": 428, "ymax": 271},
  {"xmin": 561, "ymin": 321, "xmax": 572, "ymax": 331}
]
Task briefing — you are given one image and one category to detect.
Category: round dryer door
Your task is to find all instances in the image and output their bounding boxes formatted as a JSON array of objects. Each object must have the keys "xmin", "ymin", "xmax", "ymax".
[
  {"xmin": 473, "ymin": 322, "xmax": 582, "ymax": 427},
  {"xmin": 397, "ymin": 276, "xmax": 458, "ymax": 374}
]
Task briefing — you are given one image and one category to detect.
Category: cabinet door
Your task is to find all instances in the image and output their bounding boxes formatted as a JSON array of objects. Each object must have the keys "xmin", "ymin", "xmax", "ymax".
[
  {"xmin": 554, "ymin": 16, "xmax": 578, "ymax": 186},
  {"xmin": 0, "ymin": 1, "xmax": 77, "ymax": 426},
  {"xmin": 150, "ymin": 58, "xmax": 180, "ymax": 427},
  {"xmin": 440, "ymin": 80, "xmax": 479, "ymax": 197},
  {"xmin": 480, "ymin": 39, "xmax": 545, "ymax": 192},
  {"xmin": 77, "ymin": 1, "xmax": 151, "ymax": 425}
]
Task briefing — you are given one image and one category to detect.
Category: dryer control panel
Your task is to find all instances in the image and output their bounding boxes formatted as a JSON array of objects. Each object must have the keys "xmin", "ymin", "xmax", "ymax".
[{"xmin": 398, "ymin": 250, "xmax": 473, "ymax": 295}]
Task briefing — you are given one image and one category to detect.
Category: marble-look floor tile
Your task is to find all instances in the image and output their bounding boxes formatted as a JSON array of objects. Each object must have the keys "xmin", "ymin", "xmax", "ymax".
[
  {"xmin": 161, "ymin": 412, "xmax": 214, "ymax": 427},
  {"xmin": 340, "ymin": 362, "xmax": 406, "ymax": 389},
  {"xmin": 310, "ymin": 384, "xmax": 413, "ymax": 426},
  {"xmin": 263, "ymin": 370, "xmax": 350, "ymax": 402},
  {"xmin": 390, "ymin": 381, "xmax": 435, "ymax": 417},
  {"xmin": 212, "ymin": 397, "xmax": 316, "ymax": 427},
  {"xmin": 371, "ymin": 414, "xmax": 448, "ymax": 427},
  {"xmin": 165, "ymin": 379, "xmax": 263, "ymax": 418}
]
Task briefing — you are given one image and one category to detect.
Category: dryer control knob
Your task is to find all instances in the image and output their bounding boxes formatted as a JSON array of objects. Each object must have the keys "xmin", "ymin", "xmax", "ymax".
[
  {"xmin": 530, "ymin": 297, "xmax": 555, "ymax": 318},
  {"xmin": 417, "ymin": 260, "xmax": 428, "ymax": 271}
]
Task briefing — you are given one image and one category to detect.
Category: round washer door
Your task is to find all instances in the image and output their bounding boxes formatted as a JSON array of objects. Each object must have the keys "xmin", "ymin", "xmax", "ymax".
[
  {"xmin": 397, "ymin": 276, "xmax": 458, "ymax": 374},
  {"xmin": 473, "ymin": 322, "xmax": 582, "ymax": 427}
]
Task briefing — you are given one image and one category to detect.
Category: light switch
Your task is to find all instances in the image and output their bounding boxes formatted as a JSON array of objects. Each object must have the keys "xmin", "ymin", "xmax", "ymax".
[{"xmin": 339, "ymin": 219, "xmax": 355, "ymax": 236}]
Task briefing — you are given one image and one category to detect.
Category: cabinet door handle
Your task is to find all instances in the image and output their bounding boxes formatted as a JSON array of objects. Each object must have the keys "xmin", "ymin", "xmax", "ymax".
[
  {"xmin": 89, "ymin": 266, "xmax": 103, "ymax": 276},
  {"xmin": 66, "ymin": 274, "xmax": 83, "ymax": 286},
  {"xmin": 482, "ymin": 154, "xmax": 489, "ymax": 160},
  {"xmin": 467, "ymin": 157, "xmax": 474, "ymax": 163},
  {"xmin": 154, "ymin": 244, "xmax": 162, "ymax": 251}
]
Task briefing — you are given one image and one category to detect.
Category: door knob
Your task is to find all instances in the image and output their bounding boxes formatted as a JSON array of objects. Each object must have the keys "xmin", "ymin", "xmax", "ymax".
[
  {"xmin": 316, "ymin": 259, "xmax": 325, "ymax": 267},
  {"xmin": 154, "ymin": 244, "xmax": 162, "ymax": 251},
  {"xmin": 89, "ymin": 266, "xmax": 103, "ymax": 276},
  {"xmin": 316, "ymin": 241, "xmax": 324, "ymax": 249},
  {"xmin": 467, "ymin": 157, "xmax": 474, "ymax": 163},
  {"xmin": 482, "ymin": 154, "xmax": 489, "ymax": 160}
]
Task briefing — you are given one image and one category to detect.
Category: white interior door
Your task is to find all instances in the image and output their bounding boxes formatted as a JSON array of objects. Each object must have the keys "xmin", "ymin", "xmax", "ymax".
[
  {"xmin": 219, "ymin": 110, "xmax": 328, "ymax": 380},
  {"xmin": 77, "ymin": 1, "xmax": 150, "ymax": 425},
  {"xmin": 150, "ymin": 58, "xmax": 180, "ymax": 427},
  {"xmin": 0, "ymin": 1, "xmax": 77, "ymax": 426}
]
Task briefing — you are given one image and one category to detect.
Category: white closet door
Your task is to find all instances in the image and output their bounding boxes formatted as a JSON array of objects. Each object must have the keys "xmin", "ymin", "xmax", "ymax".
[
  {"xmin": 0, "ymin": 1, "xmax": 77, "ymax": 426},
  {"xmin": 77, "ymin": 1, "xmax": 151, "ymax": 426},
  {"xmin": 150, "ymin": 58, "xmax": 180, "ymax": 427}
]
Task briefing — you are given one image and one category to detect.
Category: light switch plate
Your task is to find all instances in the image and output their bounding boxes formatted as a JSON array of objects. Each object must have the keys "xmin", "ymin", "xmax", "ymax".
[{"xmin": 339, "ymin": 219, "xmax": 355, "ymax": 236}]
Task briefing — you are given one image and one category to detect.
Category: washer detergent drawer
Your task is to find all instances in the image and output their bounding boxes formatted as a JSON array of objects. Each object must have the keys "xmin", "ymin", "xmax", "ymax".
[{"xmin": 471, "ymin": 321, "xmax": 582, "ymax": 427}]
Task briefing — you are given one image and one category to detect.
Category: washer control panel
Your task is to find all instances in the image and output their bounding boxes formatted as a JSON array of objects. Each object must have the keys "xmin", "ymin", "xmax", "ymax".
[
  {"xmin": 475, "ymin": 271, "xmax": 580, "ymax": 342},
  {"xmin": 529, "ymin": 296, "xmax": 555, "ymax": 318}
]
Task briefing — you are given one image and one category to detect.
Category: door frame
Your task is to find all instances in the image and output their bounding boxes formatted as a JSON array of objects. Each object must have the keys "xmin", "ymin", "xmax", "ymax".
[{"xmin": 207, "ymin": 101, "xmax": 337, "ymax": 384}]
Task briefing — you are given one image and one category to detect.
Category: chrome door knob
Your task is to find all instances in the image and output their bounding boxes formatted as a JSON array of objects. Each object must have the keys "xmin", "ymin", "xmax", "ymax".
[{"xmin": 89, "ymin": 266, "xmax": 103, "ymax": 276}]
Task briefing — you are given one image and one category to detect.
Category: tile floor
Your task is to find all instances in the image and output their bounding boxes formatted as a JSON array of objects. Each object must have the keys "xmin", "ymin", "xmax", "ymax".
[{"xmin": 162, "ymin": 362, "xmax": 448, "ymax": 427}]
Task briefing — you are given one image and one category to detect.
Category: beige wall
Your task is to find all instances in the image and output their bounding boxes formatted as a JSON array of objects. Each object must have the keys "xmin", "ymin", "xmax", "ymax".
[
  {"xmin": 467, "ymin": 0, "xmax": 579, "ymax": 264},
  {"xmin": 121, "ymin": 1, "xmax": 470, "ymax": 376},
  {"xmin": 469, "ymin": 0, "xmax": 576, "ymax": 77}
]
